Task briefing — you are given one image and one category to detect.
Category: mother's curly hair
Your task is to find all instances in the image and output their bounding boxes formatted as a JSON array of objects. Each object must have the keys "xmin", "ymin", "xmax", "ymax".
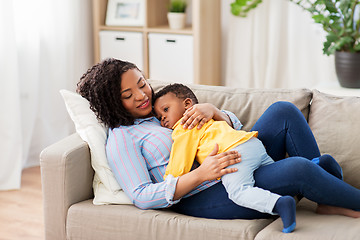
[{"xmin": 76, "ymin": 58, "xmax": 142, "ymax": 129}]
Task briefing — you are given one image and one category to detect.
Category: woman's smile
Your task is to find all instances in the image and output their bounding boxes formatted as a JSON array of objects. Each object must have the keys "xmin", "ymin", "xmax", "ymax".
[{"xmin": 137, "ymin": 99, "xmax": 150, "ymax": 109}]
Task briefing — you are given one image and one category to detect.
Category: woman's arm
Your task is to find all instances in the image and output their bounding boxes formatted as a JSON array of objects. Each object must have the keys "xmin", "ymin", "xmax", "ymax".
[
  {"xmin": 181, "ymin": 103, "xmax": 242, "ymax": 130},
  {"xmin": 173, "ymin": 144, "xmax": 241, "ymax": 200},
  {"xmin": 107, "ymin": 128, "xmax": 178, "ymax": 209}
]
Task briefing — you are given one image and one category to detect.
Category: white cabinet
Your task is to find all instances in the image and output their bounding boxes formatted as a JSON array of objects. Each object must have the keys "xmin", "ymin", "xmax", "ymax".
[
  {"xmin": 99, "ymin": 31, "xmax": 144, "ymax": 70},
  {"xmin": 148, "ymin": 33, "xmax": 193, "ymax": 84},
  {"xmin": 93, "ymin": 0, "xmax": 221, "ymax": 85}
]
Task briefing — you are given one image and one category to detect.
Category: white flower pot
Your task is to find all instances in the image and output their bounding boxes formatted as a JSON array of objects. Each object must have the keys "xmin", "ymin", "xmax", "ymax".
[{"xmin": 167, "ymin": 12, "xmax": 186, "ymax": 30}]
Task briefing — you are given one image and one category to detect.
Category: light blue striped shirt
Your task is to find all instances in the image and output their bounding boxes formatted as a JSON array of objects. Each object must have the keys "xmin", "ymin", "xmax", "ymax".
[{"xmin": 106, "ymin": 111, "xmax": 242, "ymax": 209}]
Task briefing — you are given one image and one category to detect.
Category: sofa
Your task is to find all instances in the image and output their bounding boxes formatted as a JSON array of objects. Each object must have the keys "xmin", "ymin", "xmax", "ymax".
[{"xmin": 40, "ymin": 80, "xmax": 360, "ymax": 240}]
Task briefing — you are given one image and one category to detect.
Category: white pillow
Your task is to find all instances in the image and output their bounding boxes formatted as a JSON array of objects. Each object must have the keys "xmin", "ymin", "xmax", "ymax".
[{"xmin": 60, "ymin": 89, "xmax": 132, "ymax": 205}]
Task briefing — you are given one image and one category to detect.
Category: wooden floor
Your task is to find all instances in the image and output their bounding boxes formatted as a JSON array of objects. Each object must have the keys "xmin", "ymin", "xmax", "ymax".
[{"xmin": 0, "ymin": 166, "xmax": 44, "ymax": 240}]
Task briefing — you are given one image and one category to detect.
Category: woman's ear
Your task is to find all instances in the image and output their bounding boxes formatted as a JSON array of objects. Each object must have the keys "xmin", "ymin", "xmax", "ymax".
[{"xmin": 184, "ymin": 98, "xmax": 193, "ymax": 110}]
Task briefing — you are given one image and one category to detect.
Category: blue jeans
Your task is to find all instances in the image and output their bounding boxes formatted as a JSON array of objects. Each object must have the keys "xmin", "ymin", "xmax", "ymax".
[{"xmin": 171, "ymin": 102, "xmax": 360, "ymax": 219}]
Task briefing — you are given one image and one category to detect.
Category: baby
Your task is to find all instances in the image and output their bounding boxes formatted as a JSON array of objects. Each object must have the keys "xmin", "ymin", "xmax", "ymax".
[{"xmin": 153, "ymin": 83, "xmax": 296, "ymax": 233}]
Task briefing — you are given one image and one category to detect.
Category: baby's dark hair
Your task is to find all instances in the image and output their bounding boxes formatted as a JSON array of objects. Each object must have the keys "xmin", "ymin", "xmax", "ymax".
[
  {"xmin": 76, "ymin": 58, "xmax": 144, "ymax": 128},
  {"xmin": 154, "ymin": 83, "xmax": 198, "ymax": 105}
]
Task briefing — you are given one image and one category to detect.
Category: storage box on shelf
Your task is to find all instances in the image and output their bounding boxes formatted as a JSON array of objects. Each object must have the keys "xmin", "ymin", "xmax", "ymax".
[
  {"xmin": 99, "ymin": 31, "xmax": 144, "ymax": 70},
  {"xmin": 92, "ymin": 0, "xmax": 221, "ymax": 85},
  {"xmin": 148, "ymin": 33, "xmax": 193, "ymax": 84}
]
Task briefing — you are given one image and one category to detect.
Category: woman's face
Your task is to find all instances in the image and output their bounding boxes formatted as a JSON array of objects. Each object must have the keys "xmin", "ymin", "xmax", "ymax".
[{"xmin": 120, "ymin": 69, "xmax": 153, "ymax": 119}]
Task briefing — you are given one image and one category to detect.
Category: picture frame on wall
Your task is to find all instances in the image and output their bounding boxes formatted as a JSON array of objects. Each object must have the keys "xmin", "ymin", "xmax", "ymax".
[{"xmin": 105, "ymin": 0, "xmax": 146, "ymax": 26}]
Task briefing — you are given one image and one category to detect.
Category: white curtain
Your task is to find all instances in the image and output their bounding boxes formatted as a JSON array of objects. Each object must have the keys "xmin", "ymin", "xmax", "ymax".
[
  {"xmin": 223, "ymin": 0, "xmax": 338, "ymax": 88},
  {"xmin": 0, "ymin": 0, "xmax": 93, "ymax": 190}
]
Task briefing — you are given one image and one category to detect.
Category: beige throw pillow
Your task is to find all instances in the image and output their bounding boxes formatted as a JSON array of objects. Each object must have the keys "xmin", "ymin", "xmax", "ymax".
[{"xmin": 309, "ymin": 90, "xmax": 360, "ymax": 188}]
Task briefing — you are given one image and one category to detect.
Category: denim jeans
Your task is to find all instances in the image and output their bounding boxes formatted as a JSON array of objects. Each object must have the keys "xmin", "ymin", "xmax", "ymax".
[{"xmin": 171, "ymin": 102, "xmax": 360, "ymax": 219}]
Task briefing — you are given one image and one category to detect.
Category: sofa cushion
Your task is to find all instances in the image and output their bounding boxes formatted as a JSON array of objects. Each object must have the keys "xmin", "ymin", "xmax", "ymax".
[
  {"xmin": 254, "ymin": 199, "xmax": 360, "ymax": 240},
  {"xmin": 67, "ymin": 200, "xmax": 273, "ymax": 240},
  {"xmin": 149, "ymin": 80, "xmax": 313, "ymax": 131},
  {"xmin": 308, "ymin": 90, "xmax": 360, "ymax": 188}
]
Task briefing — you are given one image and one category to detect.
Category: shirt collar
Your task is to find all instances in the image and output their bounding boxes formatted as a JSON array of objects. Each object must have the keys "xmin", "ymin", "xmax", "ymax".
[{"xmin": 134, "ymin": 116, "xmax": 158, "ymax": 125}]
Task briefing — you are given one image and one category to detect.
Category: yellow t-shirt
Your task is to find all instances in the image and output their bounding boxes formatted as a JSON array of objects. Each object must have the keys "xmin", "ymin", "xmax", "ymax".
[{"xmin": 164, "ymin": 118, "xmax": 258, "ymax": 179}]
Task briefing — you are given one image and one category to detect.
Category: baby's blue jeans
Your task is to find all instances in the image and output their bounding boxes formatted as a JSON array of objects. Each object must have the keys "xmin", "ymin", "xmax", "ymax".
[{"xmin": 171, "ymin": 102, "xmax": 360, "ymax": 219}]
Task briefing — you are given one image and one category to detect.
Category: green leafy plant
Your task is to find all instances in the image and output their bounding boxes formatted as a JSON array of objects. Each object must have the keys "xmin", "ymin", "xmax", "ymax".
[
  {"xmin": 169, "ymin": 0, "xmax": 187, "ymax": 13},
  {"xmin": 230, "ymin": 0, "xmax": 262, "ymax": 17},
  {"xmin": 230, "ymin": 0, "xmax": 360, "ymax": 56},
  {"xmin": 291, "ymin": 0, "xmax": 360, "ymax": 55}
]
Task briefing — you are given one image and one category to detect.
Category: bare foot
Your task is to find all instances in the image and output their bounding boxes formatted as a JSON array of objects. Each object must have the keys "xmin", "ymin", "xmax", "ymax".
[{"xmin": 316, "ymin": 204, "xmax": 360, "ymax": 218}]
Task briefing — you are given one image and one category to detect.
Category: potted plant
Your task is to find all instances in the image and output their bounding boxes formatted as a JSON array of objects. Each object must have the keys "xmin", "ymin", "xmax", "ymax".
[
  {"xmin": 231, "ymin": 0, "xmax": 360, "ymax": 88},
  {"xmin": 167, "ymin": 0, "xmax": 187, "ymax": 30}
]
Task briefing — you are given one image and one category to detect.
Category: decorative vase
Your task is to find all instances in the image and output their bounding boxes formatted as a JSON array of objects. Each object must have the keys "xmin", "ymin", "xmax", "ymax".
[
  {"xmin": 335, "ymin": 51, "xmax": 360, "ymax": 88},
  {"xmin": 167, "ymin": 12, "xmax": 186, "ymax": 30}
]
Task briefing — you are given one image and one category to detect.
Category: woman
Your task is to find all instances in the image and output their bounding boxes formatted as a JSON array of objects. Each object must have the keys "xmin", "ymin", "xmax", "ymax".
[{"xmin": 77, "ymin": 58, "xmax": 360, "ymax": 221}]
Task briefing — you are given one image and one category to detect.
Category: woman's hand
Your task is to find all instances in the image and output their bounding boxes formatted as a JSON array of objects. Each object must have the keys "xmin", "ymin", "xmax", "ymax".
[
  {"xmin": 181, "ymin": 103, "xmax": 226, "ymax": 130},
  {"xmin": 195, "ymin": 144, "xmax": 241, "ymax": 181},
  {"xmin": 173, "ymin": 144, "xmax": 241, "ymax": 200}
]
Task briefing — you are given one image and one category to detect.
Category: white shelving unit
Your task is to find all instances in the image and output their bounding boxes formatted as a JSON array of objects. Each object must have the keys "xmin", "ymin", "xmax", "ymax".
[{"xmin": 92, "ymin": 0, "xmax": 221, "ymax": 85}]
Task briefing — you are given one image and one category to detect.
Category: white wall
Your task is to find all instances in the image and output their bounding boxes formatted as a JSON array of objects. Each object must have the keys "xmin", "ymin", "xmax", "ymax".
[
  {"xmin": 219, "ymin": 0, "xmax": 338, "ymax": 88},
  {"xmin": 221, "ymin": 0, "xmax": 232, "ymax": 84}
]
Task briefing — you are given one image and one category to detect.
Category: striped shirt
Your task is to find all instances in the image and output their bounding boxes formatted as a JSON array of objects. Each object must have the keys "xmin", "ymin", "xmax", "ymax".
[{"xmin": 106, "ymin": 110, "xmax": 242, "ymax": 209}]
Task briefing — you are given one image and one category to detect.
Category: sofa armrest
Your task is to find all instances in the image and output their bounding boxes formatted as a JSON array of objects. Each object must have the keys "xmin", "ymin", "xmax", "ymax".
[{"xmin": 40, "ymin": 133, "xmax": 94, "ymax": 240}]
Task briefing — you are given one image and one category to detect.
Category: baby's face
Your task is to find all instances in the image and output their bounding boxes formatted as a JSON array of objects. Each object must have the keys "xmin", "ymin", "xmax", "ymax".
[{"xmin": 154, "ymin": 93, "xmax": 186, "ymax": 129}]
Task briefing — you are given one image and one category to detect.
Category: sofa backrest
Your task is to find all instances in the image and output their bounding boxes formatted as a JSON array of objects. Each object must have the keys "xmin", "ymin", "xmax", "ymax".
[{"xmin": 149, "ymin": 80, "xmax": 313, "ymax": 131}]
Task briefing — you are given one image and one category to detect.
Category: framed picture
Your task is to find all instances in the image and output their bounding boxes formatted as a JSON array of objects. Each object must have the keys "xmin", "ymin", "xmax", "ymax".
[{"xmin": 105, "ymin": 0, "xmax": 146, "ymax": 27}]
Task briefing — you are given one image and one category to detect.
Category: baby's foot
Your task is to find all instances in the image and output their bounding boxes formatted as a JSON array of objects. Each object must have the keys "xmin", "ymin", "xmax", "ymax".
[
  {"xmin": 312, "ymin": 154, "xmax": 343, "ymax": 180},
  {"xmin": 273, "ymin": 196, "xmax": 296, "ymax": 233}
]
